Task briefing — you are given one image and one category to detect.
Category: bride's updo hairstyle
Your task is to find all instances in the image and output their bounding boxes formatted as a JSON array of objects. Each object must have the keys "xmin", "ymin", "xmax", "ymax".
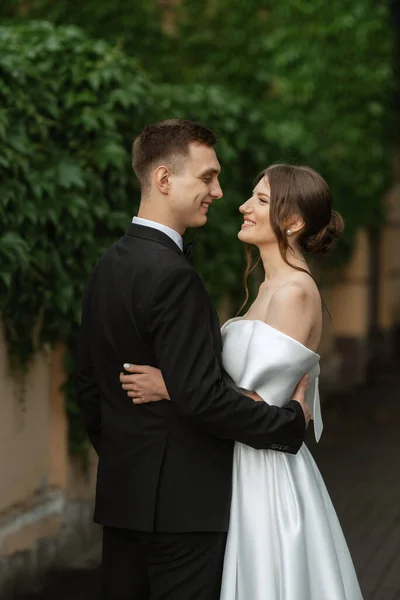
[
  {"xmin": 261, "ymin": 163, "xmax": 344, "ymax": 257},
  {"xmin": 239, "ymin": 164, "xmax": 344, "ymax": 313}
]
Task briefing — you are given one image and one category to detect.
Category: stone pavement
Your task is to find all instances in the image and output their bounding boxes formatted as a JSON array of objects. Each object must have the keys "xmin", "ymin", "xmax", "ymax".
[
  {"xmin": 17, "ymin": 378, "xmax": 400, "ymax": 600},
  {"xmin": 307, "ymin": 378, "xmax": 400, "ymax": 600}
]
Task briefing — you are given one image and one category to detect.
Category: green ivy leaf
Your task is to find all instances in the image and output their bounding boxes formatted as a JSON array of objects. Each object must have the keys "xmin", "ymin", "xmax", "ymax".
[{"xmin": 57, "ymin": 159, "xmax": 85, "ymax": 189}]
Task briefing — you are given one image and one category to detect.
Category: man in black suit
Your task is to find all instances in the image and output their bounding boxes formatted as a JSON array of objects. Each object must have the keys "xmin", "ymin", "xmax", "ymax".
[{"xmin": 76, "ymin": 119, "xmax": 310, "ymax": 600}]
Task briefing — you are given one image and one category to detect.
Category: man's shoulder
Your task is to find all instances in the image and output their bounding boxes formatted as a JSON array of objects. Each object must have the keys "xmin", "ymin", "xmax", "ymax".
[
  {"xmin": 87, "ymin": 233, "xmax": 208, "ymax": 298},
  {"xmin": 141, "ymin": 241, "xmax": 196, "ymax": 282},
  {"xmin": 155, "ymin": 252, "xmax": 203, "ymax": 290},
  {"xmin": 96, "ymin": 232, "xmax": 182, "ymax": 269}
]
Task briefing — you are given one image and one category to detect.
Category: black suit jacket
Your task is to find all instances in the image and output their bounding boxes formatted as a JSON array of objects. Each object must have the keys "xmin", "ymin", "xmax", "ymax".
[{"xmin": 75, "ymin": 223, "xmax": 306, "ymax": 533}]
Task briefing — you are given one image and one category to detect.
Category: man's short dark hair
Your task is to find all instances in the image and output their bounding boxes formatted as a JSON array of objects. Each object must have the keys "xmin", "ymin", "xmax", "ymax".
[{"xmin": 132, "ymin": 119, "xmax": 217, "ymax": 193}]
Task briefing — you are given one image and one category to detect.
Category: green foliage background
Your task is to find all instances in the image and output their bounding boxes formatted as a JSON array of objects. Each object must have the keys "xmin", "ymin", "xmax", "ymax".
[{"xmin": 0, "ymin": 1, "xmax": 394, "ymax": 455}]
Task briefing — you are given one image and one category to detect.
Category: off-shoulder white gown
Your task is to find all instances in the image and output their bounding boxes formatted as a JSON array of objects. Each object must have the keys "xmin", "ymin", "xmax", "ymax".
[{"xmin": 219, "ymin": 319, "xmax": 363, "ymax": 600}]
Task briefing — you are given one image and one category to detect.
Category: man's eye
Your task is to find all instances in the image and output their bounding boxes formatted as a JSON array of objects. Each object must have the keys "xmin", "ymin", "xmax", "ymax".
[{"xmin": 203, "ymin": 177, "xmax": 212, "ymax": 183}]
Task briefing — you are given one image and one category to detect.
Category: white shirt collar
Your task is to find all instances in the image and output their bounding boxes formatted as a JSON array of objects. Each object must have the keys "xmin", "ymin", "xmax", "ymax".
[{"xmin": 132, "ymin": 216, "xmax": 183, "ymax": 251}]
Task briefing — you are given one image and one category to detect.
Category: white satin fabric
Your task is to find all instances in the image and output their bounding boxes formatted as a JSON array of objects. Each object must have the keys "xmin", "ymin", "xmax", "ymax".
[{"xmin": 220, "ymin": 319, "xmax": 363, "ymax": 600}]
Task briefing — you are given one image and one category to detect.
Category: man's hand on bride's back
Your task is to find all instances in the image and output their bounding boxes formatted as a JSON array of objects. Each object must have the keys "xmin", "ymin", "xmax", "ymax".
[
  {"xmin": 292, "ymin": 374, "xmax": 311, "ymax": 427},
  {"xmin": 120, "ymin": 364, "xmax": 170, "ymax": 404}
]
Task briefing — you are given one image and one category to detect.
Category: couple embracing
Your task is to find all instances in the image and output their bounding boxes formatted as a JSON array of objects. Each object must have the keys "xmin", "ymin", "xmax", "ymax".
[{"xmin": 76, "ymin": 119, "xmax": 363, "ymax": 599}]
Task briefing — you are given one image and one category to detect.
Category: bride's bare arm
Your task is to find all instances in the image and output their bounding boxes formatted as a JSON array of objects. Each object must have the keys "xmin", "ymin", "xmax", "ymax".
[{"xmin": 120, "ymin": 365, "xmax": 265, "ymax": 404}]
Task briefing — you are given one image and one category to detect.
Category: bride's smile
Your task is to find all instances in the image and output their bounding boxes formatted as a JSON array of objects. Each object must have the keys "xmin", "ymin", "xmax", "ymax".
[{"xmin": 238, "ymin": 178, "xmax": 276, "ymax": 246}]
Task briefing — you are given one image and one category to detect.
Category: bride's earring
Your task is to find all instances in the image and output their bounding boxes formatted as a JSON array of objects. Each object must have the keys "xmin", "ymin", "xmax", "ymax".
[{"xmin": 286, "ymin": 229, "xmax": 293, "ymax": 236}]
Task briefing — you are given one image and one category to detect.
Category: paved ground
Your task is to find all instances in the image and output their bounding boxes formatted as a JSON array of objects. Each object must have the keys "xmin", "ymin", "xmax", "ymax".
[
  {"xmin": 307, "ymin": 379, "xmax": 400, "ymax": 600},
  {"xmin": 17, "ymin": 378, "xmax": 400, "ymax": 600}
]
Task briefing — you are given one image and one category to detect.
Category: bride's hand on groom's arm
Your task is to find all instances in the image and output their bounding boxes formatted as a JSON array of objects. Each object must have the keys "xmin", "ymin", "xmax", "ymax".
[
  {"xmin": 292, "ymin": 375, "xmax": 311, "ymax": 427},
  {"xmin": 245, "ymin": 383, "xmax": 311, "ymax": 428},
  {"xmin": 120, "ymin": 364, "xmax": 170, "ymax": 404}
]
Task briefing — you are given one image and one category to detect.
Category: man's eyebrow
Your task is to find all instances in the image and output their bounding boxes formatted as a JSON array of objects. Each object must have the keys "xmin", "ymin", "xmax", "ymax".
[{"xmin": 200, "ymin": 167, "xmax": 220, "ymax": 177}]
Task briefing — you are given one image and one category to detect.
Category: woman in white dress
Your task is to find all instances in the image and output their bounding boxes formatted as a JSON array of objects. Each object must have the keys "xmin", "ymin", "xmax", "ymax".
[{"xmin": 120, "ymin": 164, "xmax": 364, "ymax": 599}]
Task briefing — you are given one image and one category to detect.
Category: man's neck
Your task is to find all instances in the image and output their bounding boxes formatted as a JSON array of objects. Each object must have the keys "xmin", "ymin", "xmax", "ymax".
[{"xmin": 137, "ymin": 204, "xmax": 185, "ymax": 236}]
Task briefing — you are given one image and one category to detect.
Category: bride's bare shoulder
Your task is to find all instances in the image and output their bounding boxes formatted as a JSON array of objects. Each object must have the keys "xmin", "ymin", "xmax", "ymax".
[
  {"xmin": 272, "ymin": 274, "xmax": 318, "ymax": 305},
  {"xmin": 267, "ymin": 272, "xmax": 321, "ymax": 321}
]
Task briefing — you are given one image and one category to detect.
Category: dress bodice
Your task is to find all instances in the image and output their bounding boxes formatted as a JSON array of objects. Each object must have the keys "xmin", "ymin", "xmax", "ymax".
[{"xmin": 221, "ymin": 318, "xmax": 323, "ymax": 442}]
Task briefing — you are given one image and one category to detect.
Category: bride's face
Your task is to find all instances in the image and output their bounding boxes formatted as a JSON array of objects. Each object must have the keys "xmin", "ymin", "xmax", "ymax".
[{"xmin": 238, "ymin": 177, "xmax": 276, "ymax": 246}]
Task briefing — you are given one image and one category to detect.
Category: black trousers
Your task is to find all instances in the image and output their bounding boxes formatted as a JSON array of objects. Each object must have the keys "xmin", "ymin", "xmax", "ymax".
[{"xmin": 100, "ymin": 526, "xmax": 227, "ymax": 600}]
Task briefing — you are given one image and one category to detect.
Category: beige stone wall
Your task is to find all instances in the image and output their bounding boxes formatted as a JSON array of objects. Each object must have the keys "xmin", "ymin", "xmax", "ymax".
[
  {"xmin": 384, "ymin": 183, "xmax": 400, "ymax": 329},
  {"xmin": 321, "ymin": 229, "xmax": 371, "ymax": 389},
  {"xmin": 0, "ymin": 327, "xmax": 98, "ymax": 588},
  {"xmin": 0, "ymin": 324, "xmax": 50, "ymax": 513},
  {"xmin": 319, "ymin": 175, "xmax": 400, "ymax": 387},
  {"xmin": 329, "ymin": 229, "xmax": 370, "ymax": 338}
]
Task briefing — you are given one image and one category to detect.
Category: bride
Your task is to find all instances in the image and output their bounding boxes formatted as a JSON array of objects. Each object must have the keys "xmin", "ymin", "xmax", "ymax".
[{"xmin": 120, "ymin": 163, "xmax": 364, "ymax": 599}]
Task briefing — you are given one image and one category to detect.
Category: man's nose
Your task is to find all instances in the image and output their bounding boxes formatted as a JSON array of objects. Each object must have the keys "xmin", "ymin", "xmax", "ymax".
[{"xmin": 211, "ymin": 182, "xmax": 223, "ymax": 199}]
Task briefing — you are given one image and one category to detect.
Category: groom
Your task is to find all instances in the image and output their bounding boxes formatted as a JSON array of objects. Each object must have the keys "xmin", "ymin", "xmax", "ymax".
[{"xmin": 76, "ymin": 119, "xmax": 310, "ymax": 600}]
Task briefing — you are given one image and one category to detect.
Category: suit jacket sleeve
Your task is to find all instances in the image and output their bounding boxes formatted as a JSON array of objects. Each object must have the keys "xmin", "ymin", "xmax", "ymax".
[
  {"xmin": 148, "ymin": 263, "xmax": 306, "ymax": 453},
  {"xmin": 75, "ymin": 283, "xmax": 102, "ymax": 455}
]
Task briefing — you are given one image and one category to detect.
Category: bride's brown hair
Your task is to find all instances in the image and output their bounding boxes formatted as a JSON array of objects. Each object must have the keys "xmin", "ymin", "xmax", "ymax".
[{"xmin": 238, "ymin": 164, "xmax": 344, "ymax": 314}]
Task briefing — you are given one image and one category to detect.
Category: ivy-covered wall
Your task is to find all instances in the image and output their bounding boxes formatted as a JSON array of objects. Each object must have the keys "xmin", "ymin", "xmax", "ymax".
[{"xmin": 0, "ymin": 11, "xmax": 393, "ymax": 454}]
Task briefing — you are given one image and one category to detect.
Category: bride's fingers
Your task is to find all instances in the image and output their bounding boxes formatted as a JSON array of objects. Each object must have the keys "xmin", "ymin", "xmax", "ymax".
[
  {"xmin": 120, "ymin": 373, "xmax": 137, "ymax": 383},
  {"xmin": 293, "ymin": 374, "xmax": 309, "ymax": 395},
  {"xmin": 121, "ymin": 383, "xmax": 133, "ymax": 390},
  {"xmin": 129, "ymin": 393, "xmax": 147, "ymax": 403},
  {"xmin": 120, "ymin": 372, "xmax": 129, "ymax": 382},
  {"xmin": 298, "ymin": 374, "xmax": 310, "ymax": 387}
]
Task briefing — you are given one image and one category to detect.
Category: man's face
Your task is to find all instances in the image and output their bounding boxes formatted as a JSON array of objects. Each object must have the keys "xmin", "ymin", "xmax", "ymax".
[{"xmin": 168, "ymin": 142, "xmax": 223, "ymax": 231}]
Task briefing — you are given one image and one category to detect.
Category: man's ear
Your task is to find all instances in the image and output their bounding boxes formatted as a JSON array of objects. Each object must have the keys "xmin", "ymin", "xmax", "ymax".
[{"xmin": 154, "ymin": 165, "xmax": 170, "ymax": 195}]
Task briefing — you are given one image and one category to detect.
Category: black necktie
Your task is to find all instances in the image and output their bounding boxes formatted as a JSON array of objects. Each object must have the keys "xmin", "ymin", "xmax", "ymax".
[{"xmin": 183, "ymin": 239, "xmax": 199, "ymax": 261}]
